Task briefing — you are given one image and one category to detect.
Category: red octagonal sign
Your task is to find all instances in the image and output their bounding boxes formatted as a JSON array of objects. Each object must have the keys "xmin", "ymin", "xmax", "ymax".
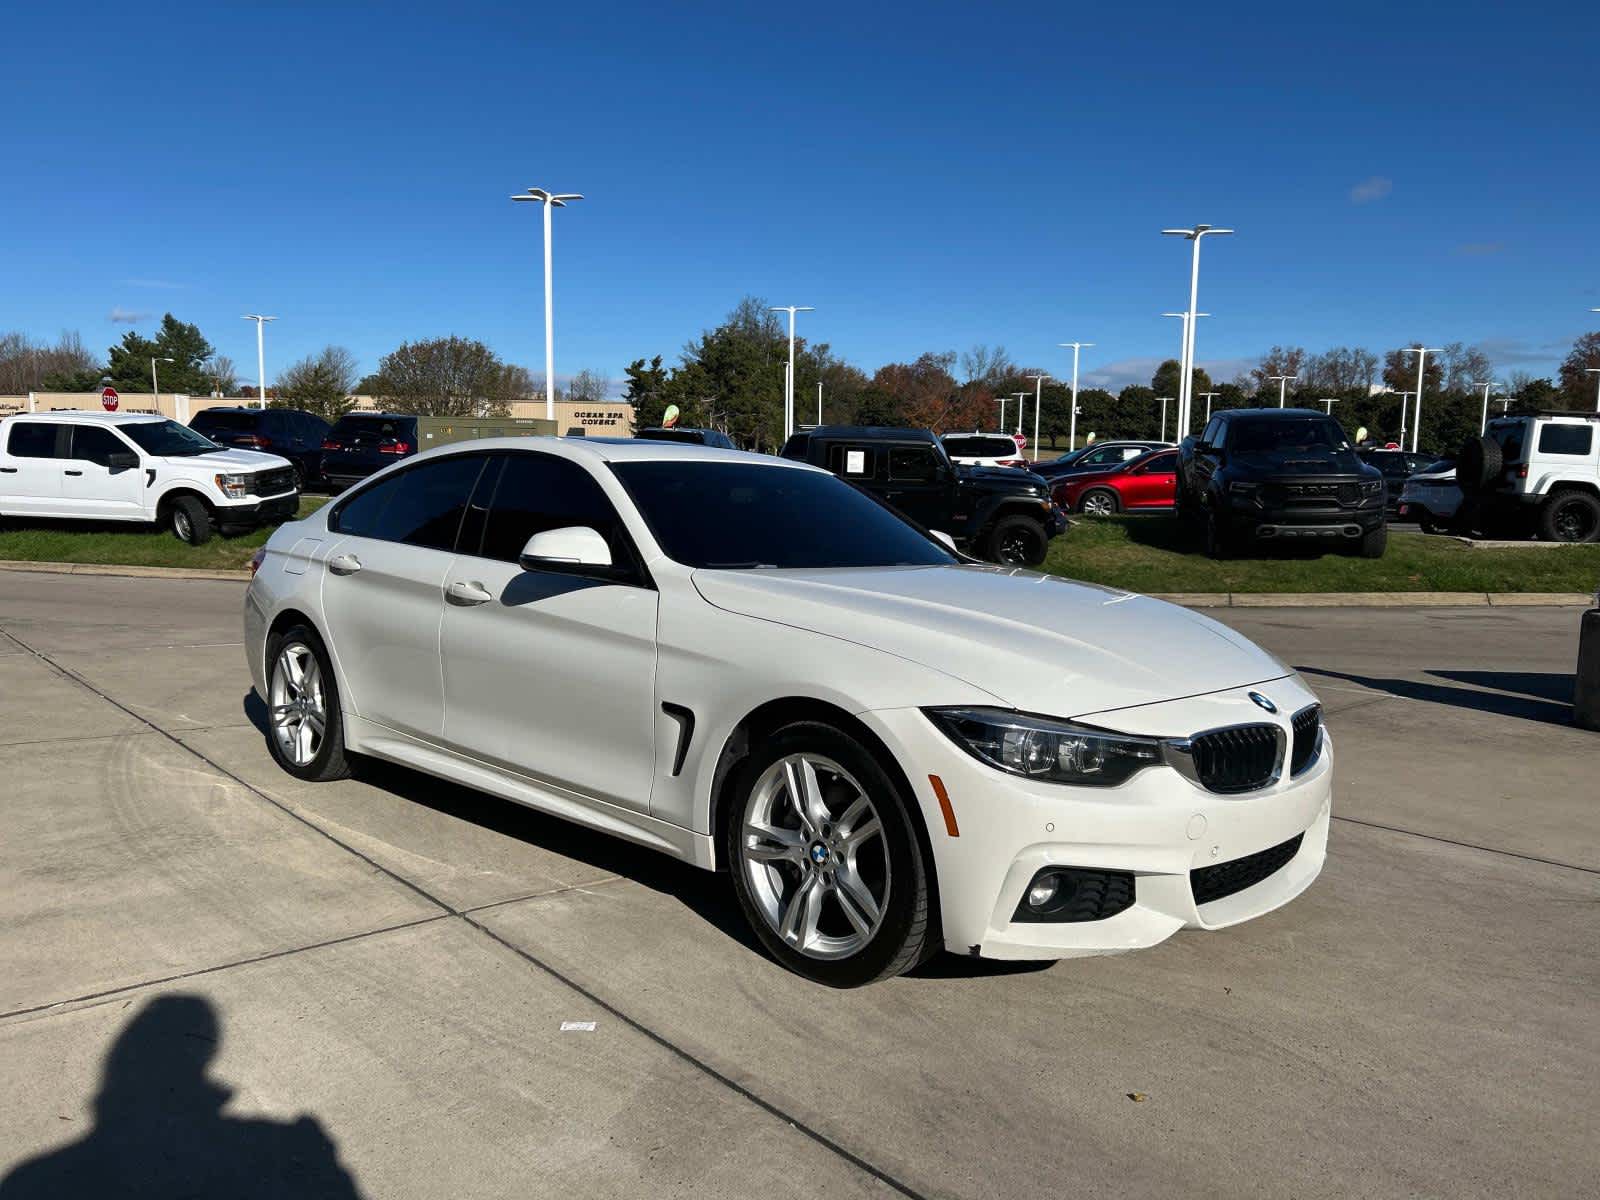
[{"xmin": 101, "ymin": 386, "xmax": 119, "ymax": 412}]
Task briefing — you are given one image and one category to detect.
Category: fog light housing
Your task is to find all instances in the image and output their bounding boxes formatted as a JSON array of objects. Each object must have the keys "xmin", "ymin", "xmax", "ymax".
[{"xmin": 1011, "ymin": 867, "xmax": 1135, "ymax": 923}]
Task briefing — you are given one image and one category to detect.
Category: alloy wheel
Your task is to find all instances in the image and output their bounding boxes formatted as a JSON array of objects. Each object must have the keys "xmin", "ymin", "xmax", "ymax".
[
  {"xmin": 739, "ymin": 753, "xmax": 890, "ymax": 960},
  {"xmin": 1082, "ymin": 492, "xmax": 1115, "ymax": 517},
  {"xmin": 270, "ymin": 642, "xmax": 327, "ymax": 767},
  {"xmin": 174, "ymin": 510, "xmax": 192, "ymax": 540}
]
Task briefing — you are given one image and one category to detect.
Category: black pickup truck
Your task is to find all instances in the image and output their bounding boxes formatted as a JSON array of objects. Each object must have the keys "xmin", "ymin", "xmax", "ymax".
[
  {"xmin": 1176, "ymin": 408, "xmax": 1387, "ymax": 558},
  {"xmin": 780, "ymin": 426, "xmax": 1067, "ymax": 566}
]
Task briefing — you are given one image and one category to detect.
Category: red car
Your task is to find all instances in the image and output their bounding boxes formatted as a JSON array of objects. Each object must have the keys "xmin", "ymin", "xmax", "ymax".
[{"xmin": 1051, "ymin": 448, "xmax": 1179, "ymax": 516}]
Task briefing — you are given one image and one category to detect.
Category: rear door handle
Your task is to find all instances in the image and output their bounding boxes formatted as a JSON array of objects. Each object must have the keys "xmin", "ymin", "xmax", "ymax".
[
  {"xmin": 328, "ymin": 553, "xmax": 362, "ymax": 576},
  {"xmin": 445, "ymin": 580, "xmax": 494, "ymax": 606},
  {"xmin": 63, "ymin": 469, "xmax": 83, "ymax": 477},
  {"xmin": 0, "ymin": 467, "xmax": 16, "ymax": 474}
]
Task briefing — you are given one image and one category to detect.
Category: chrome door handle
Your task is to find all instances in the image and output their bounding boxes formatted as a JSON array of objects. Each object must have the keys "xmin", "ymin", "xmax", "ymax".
[
  {"xmin": 328, "ymin": 554, "xmax": 362, "ymax": 576},
  {"xmin": 445, "ymin": 579, "xmax": 494, "ymax": 606}
]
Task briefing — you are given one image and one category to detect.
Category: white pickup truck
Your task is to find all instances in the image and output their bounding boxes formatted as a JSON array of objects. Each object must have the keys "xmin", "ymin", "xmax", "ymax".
[{"xmin": 0, "ymin": 410, "xmax": 300, "ymax": 543}]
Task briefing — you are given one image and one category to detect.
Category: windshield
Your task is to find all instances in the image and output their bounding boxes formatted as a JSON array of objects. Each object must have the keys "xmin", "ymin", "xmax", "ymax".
[
  {"xmin": 190, "ymin": 412, "xmax": 258, "ymax": 431},
  {"xmin": 944, "ymin": 435, "xmax": 1018, "ymax": 458},
  {"xmin": 1230, "ymin": 417, "xmax": 1351, "ymax": 457},
  {"xmin": 611, "ymin": 461, "xmax": 958, "ymax": 569},
  {"xmin": 121, "ymin": 420, "xmax": 222, "ymax": 456}
]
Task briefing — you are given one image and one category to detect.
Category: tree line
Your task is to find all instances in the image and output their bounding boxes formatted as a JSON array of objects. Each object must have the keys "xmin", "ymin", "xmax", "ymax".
[{"xmin": 623, "ymin": 298, "xmax": 1600, "ymax": 456}]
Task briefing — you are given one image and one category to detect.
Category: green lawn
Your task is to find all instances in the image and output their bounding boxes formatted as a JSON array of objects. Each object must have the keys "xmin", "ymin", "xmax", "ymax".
[
  {"xmin": 1043, "ymin": 515, "xmax": 1600, "ymax": 594},
  {"xmin": 4, "ymin": 501, "xmax": 1598, "ymax": 593},
  {"xmin": 0, "ymin": 497, "xmax": 328, "ymax": 571}
]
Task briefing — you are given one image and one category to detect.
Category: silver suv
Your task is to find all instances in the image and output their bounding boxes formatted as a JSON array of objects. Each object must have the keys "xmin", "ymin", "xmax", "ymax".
[{"xmin": 1456, "ymin": 412, "xmax": 1600, "ymax": 542}]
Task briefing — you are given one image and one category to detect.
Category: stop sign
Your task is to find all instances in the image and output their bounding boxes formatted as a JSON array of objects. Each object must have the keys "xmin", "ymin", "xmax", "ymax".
[
  {"xmin": 1012, "ymin": 432, "xmax": 1027, "ymax": 450},
  {"xmin": 101, "ymin": 387, "xmax": 119, "ymax": 412}
]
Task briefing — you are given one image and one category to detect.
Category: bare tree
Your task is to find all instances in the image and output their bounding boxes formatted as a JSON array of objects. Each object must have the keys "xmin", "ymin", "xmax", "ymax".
[
  {"xmin": 0, "ymin": 330, "xmax": 101, "ymax": 393},
  {"xmin": 565, "ymin": 369, "xmax": 610, "ymax": 404},
  {"xmin": 960, "ymin": 344, "xmax": 1014, "ymax": 387},
  {"xmin": 368, "ymin": 336, "xmax": 522, "ymax": 417}
]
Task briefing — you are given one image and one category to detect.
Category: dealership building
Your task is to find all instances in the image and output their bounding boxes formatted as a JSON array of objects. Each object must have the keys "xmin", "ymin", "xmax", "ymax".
[{"xmin": 0, "ymin": 392, "xmax": 635, "ymax": 436}]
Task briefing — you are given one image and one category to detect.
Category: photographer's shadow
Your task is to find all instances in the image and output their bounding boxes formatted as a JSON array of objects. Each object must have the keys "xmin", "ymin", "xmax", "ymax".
[{"xmin": 0, "ymin": 994, "xmax": 363, "ymax": 1199}]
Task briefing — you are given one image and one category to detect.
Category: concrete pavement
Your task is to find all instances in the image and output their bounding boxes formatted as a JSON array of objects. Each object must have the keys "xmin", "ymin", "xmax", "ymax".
[{"xmin": 1, "ymin": 569, "xmax": 1596, "ymax": 1198}]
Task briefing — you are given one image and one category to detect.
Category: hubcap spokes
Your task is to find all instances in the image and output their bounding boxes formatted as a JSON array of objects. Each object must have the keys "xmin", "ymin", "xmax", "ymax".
[
  {"xmin": 741, "ymin": 753, "xmax": 890, "ymax": 960},
  {"xmin": 270, "ymin": 643, "xmax": 326, "ymax": 766}
]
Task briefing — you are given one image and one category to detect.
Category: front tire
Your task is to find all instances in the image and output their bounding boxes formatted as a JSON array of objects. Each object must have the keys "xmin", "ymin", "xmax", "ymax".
[
  {"xmin": 1355, "ymin": 524, "xmax": 1388, "ymax": 558},
  {"xmin": 985, "ymin": 515, "xmax": 1049, "ymax": 567},
  {"xmin": 1204, "ymin": 508, "xmax": 1234, "ymax": 559},
  {"xmin": 726, "ymin": 722, "xmax": 933, "ymax": 987},
  {"xmin": 170, "ymin": 496, "xmax": 215, "ymax": 545},
  {"xmin": 1077, "ymin": 488, "xmax": 1120, "ymax": 517},
  {"xmin": 264, "ymin": 624, "xmax": 351, "ymax": 782}
]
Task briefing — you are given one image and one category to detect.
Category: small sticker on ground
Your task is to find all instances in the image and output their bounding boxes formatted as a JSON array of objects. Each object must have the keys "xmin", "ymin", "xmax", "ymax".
[{"xmin": 560, "ymin": 1020, "xmax": 597, "ymax": 1032}]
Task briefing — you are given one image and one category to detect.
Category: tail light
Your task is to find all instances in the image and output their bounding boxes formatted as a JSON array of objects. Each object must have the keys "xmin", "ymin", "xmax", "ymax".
[
  {"xmin": 234, "ymin": 434, "xmax": 271, "ymax": 449},
  {"xmin": 1516, "ymin": 464, "xmax": 1528, "ymax": 478},
  {"xmin": 249, "ymin": 548, "xmax": 266, "ymax": 576},
  {"xmin": 998, "ymin": 458, "xmax": 1026, "ymax": 468},
  {"xmin": 378, "ymin": 440, "xmax": 413, "ymax": 455},
  {"xmin": 321, "ymin": 439, "xmax": 342, "ymax": 451}
]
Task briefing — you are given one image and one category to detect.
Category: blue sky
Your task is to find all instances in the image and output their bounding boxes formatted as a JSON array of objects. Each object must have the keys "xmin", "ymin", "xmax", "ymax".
[{"xmin": 4, "ymin": 0, "xmax": 1597, "ymax": 395}]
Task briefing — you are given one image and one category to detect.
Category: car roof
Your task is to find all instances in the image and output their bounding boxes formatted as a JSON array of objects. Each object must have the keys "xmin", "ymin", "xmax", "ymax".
[
  {"xmin": 1218, "ymin": 407, "xmax": 1336, "ymax": 420},
  {"xmin": 412, "ymin": 435, "xmax": 822, "ymax": 470},
  {"xmin": 798, "ymin": 425, "xmax": 939, "ymax": 443},
  {"xmin": 0, "ymin": 410, "xmax": 166, "ymax": 425}
]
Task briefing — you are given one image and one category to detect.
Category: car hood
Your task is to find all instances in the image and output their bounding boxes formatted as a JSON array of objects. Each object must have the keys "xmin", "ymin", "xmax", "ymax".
[
  {"xmin": 691, "ymin": 565, "xmax": 1289, "ymax": 717},
  {"xmin": 958, "ymin": 464, "xmax": 1049, "ymax": 492},
  {"xmin": 157, "ymin": 448, "xmax": 292, "ymax": 471}
]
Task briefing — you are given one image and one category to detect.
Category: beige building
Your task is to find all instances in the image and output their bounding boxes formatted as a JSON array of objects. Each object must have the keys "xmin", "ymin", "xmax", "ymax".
[{"xmin": 0, "ymin": 392, "xmax": 637, "ymax": 436}]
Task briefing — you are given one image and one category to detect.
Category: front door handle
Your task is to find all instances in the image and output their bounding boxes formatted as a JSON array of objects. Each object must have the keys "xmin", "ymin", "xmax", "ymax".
[
  {"xmin": 328, "ymin": 553, "xmax": 362, "ymax": 576},
  {"xmin": 63, "ymin": 469, "xmax": 83, "ymax": 477},
  {"xmin": 445, "ymin": 579, "xmax": 494, "ymax": 606},
  {"xmin": 0, "ymin": 467, "xmax": 16, "ymax": 474}
]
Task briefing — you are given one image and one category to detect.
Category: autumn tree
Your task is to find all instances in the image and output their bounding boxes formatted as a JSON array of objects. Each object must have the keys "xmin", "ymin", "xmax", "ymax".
[
  {"xmin": 1382, "ymin": 345, "xmax": 1445, "ymax": 396},
  {"xmin": 1558, "ymin": 332, "xmax": 1600, "ymax": 409},
  {"xmin": 1250, "ymin": 346, "xmax": 1309, "ymax": 396}
]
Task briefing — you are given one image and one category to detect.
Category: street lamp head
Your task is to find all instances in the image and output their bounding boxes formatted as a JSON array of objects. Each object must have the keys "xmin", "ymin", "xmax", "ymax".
[
  {"xmin": 1161, "ymin": 226, "xmax": 1234, "ymax": 239},
  {"xmin": 241, "ymin": 314, "xmax": 277, "ymax": 323},
  {"xmin": 512, "ymin": 189, "xmax": 584, "ymax": 207}
]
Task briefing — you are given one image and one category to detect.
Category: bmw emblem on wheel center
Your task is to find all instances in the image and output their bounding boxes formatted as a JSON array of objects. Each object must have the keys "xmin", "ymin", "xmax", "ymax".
[{"xmin": 1248, "ymin": 691, "xmax": 1278, "ymax": 714}]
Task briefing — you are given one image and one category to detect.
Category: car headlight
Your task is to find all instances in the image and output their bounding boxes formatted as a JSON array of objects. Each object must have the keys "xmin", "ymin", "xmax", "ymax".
[
  {"xmin": 215, "ymin": 472, "xmax": 249, "ymax": 499},
  {"xmin": 1227, "ymin": 481, "xmax": 1258, "ymax": 495},
  {"xmin": 1359, "ymin": 479, "xmax": 1383, "ymax": 496},
  {"xmin": 923, "ymin": 707, "xmax": 1161, "ymax": 787}
]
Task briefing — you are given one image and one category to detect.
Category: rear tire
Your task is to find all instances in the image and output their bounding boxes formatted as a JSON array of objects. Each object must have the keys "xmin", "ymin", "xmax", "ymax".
[
  {"xmin": 264, "ymin": 624, "xmax": 351, "ymax": 782},
  {"xmin": 170, "ymin": 496, "xmax": 215, "ymax": 545},
  {"xmin": 984, "ymin": 515, "xmax": 1049, "ymax": 567},
  {"xmin": 1456, "ymin": 436, "xmax": 1503, "ymax": 492},
  {"xmin": 725, "ymin": 722, "xmax": 933, "ymax": 988},
  {"xmin": 1538, "ymin": 491, "xmax": 1600, "ymax": 543}
]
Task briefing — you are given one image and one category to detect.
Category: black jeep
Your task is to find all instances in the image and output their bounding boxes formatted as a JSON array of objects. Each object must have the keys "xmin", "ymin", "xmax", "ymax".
[
  {"xmin": 780, "ymin": 426, "xmax": 1068, "ymax": 566},
  {"xmin": 1176, "ymin": 408, "xmax": 1387, "ymax": 558}
]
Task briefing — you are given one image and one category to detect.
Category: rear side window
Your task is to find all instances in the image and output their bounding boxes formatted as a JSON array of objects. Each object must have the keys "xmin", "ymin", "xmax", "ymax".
[
  {"xmin": 1139, "ymin": 451, "xmax": 1178, "ymax": 472},
  {"xmin": 8, "ymin": 422, "xmax": 66, "ymax": 457},
  {"xmin": 944, "ymin": 435, "xmax": 1016, "ymax": 458},
  {"xmin": 331, "ymin": 454, "xmax": 489, "ymax": 550},
  {"xmin": 1537, "ymin": 424, "xmax": 1593, "ymax": 456},
  {"xmin": 69, "ymin": 425, "xmax": 131, "ymax": 466},
  {"xmin": 474, "ymin": 452, "xmax": 631, "ymax": 566},
  {"xmin": 827, "ymin": 443, "xmax": 880, "ymax": 479}
]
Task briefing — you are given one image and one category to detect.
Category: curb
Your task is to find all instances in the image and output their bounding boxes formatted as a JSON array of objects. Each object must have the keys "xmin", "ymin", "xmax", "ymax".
[
  {"xmin": 1, "ymin": 559, "xmax": 1590, "ymax": 608},
  {"xmin": 0, "ymin": 560, "xmax": 251, "ymax": 582}
]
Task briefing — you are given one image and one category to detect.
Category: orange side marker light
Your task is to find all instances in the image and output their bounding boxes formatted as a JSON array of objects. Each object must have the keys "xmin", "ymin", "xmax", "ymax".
[{"xmin": 928, "ymin": 774, "xmax": 959, "ymax": 837}]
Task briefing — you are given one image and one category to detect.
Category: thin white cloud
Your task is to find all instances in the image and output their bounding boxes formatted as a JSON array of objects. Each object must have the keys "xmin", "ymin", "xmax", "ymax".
[
  {"xmin": 1349, "ymin": 176, "xmax": 1393, "ymax": 204},
  {"xmin": 108, "ymin": 307, "xmax": 151, "ymax": 324}
]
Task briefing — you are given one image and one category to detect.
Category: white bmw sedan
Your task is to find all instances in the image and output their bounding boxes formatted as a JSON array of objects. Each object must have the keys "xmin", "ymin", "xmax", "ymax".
[{"xmin": 245, "ymin": 437, "xmax": 1330, "ymax": 987}]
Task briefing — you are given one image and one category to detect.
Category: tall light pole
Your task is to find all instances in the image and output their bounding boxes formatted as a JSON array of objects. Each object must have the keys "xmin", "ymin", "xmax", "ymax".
[
  {"xmin": 1397, "ymin": 345, "xmax": 1442, "ymax": 453},
  {"xmin": 1475, "ymin": 380, "xmax": 1493, "ymax": 434},
  {"xmin": 817, "ymin": 379, "xmax": 823, "ymax": 426},
  {"xmin": 511, "ymin": 187, "xmax": 584, "ymax": 421},
  {"xmin": 1058, "ymin": 341, "xmax": 1094, "ymax": 451},
  {"xmin": 1197, "ymin": 391, "xmax": 1220, "ymax": 424},
  {"xmin": 242, "ymin": 315, "xmax": 276, "ymax": 408},
  {"xmin": 1011, "ymin": 392, "xmax": 1027, "ymax": 438},
  {"xmin": 151, "ymin": 356, "xmax": 174, "ymax": 409},
  {"xmin": 1586, "ymin": 368, "xmax": 1600, "ymax": 413},
  {"xmin": 1157, "ymin": 396, "xmax": 1172, "ymax": 441},
  {"xmin": 769, "ymin": 305, "xmax": 813, "ymax": 441},
  {"xmin": 1161, "ymin": 224, "xmax": 1233, "ymax": 435},
  {"xmin": 996, "ymin": 396, "xmax": 1010, "ymax": 430},
  {"xmin": 1162, "ymin": 313, "xmax": 1207, "ymax": 435},
  {"xmin": 1393, "ymin": 391, "xmax": 1414, "ymax": 446},
  {"xmin": 1317, "ymin": 397, "xmax": 1340, "ymax": 414},
  {"xmin": 1268, "ymin": 374, "xmax": 1297, "ymax": 408},
  {"xmin": 1025, "ymin": 374, "xmax": 1049, "ymax": 460},
  {"xmin": 1494, "ymin": 397, "xmax": 1514, "ymax": 417}
]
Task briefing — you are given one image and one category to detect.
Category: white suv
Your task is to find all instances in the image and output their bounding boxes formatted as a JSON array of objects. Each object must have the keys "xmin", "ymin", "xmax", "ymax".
[
  {"xmin": 1458, "ymin": 413, "xmax": 1600, "ymax": 542},
  {"xmin": 0, "ymin": 411, "xmax": 299, "ymax": 544},
  {"xmin": 941, "ymin": 432, "xmax": 1028, "ymax": 469}
]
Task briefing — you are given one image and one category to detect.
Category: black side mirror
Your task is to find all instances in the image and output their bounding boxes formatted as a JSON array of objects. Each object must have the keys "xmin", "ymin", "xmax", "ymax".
[{"xmin": 107, "ymin": 452, "xmax": 138, "ymax": 470}]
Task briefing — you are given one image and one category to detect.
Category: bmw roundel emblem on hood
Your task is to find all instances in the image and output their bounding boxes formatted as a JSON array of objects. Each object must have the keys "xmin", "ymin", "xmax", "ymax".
[{"xmin": 1248, "ymin": 691, "xmax": 1278, "ymax": 714}]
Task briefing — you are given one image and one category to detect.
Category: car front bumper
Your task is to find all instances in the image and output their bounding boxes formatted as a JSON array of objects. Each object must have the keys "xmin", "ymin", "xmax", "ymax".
[
  {"xmin": 218, "ymin": 491, "xmax": 300, "ymax": 525},
  {"xmin": 1223, "ymin": 496, "xmax": 1384, "ymax": 540},
  {"xmin": 860, "ymin": 678, "xmax": 1331, "ymax": 960}
]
